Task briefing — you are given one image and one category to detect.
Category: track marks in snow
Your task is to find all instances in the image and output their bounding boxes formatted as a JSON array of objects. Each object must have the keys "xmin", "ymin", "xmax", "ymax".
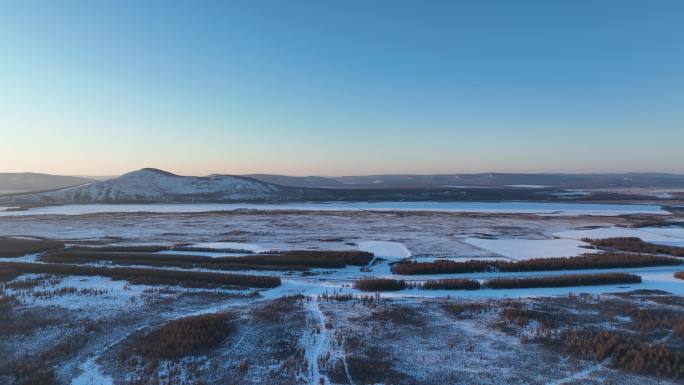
[{"xmin": 304, "ymin": 298, "xmax": 331, "ymax": 385}]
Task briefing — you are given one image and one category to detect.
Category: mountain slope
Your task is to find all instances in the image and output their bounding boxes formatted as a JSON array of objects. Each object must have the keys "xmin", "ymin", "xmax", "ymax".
[
  {"xmin": 0, "ymin": 173, "xmax": 93, "ymax": 194},
  {"xmin": 5, "ymin": 168, "xmax": 288, "ymax": 204},
  {"xmin": 243, "ymin": 174, "xmax": 346, "ymax": 189}
]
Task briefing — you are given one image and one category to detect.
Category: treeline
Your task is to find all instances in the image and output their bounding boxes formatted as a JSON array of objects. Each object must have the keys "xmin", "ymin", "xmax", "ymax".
[
  {"xmin": 129, "ymin": 312, "xmax": 236, "ymax": 360},
  {"xmin": 391, "ymin": 253, "xmax": 681, "ymax": 275},
  {"xmin": 584, "ymin": 237, "xmax": 684, "ymax": 257},
  {"xmin": 422, "ymin": 278, "xmax": 481, "ymax": 290},
  {"xmin": 0, "ymin": 262, "xmax": 281, "ymax": 288},
  {"xmin": 352, "ymin": 273, "xmax": 640, "ymax": 292},
  {"xmin": 0, "ymin": 238, "xmax": 64, "ymax": 258},
  {"xmin": 354, "ymin": 278, "xmax": 408, "ymax": 292},
  {"xmin": 40, "ymin": 249, "xmax": 373, "ymax": 270},
  {"xmin": 69, "ymin": 245, "xmax": 170, "ymax": 253},
  {"xmin": 562, "ymin": 330, "xmax": 684, "ymax": 378},
  {"xmin": 485, "ymin": 273, "xmax": 640, "ymax": 289}
]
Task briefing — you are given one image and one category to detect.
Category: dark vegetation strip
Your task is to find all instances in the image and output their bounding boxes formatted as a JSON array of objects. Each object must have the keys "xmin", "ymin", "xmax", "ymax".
[
  {"xmin": 0, "ymin": 238, "xmax": 64, "ymax": 258},
  {"xmin": 128, "ymin": 312, "xmax": 236, "ymax": 360},
  {"xmin": 484, "ymin": 273, "xmax": 640, "ymax": 289},
  {"xmin": 0, "ymin": 269, "xmax": 21, "ymax": 282},
  {"xmin": 354, "ymin": 278, "xmax": 408, "ymax": 292},
  {"xmin": 421, "ymin": 278, "xmax": 481, "ymax": 290},
  {"xmin": 173, "ymin": 246, "xmax": 256, "ymax": 254},
  {"xmin": 584, "ymin": 237, "xmax": 684, "ymax": 257},
  {"xmin": 70, "ymin": 245, "xmax": 256, "ymax": 254},
  {"xmin": 69, "ymin": 245, "xmax": 170, "ymax": 253},
  {"xmin": 354, "ymin": 273, "xmax": 640, "ymax": 292},
  {"xmin": 40, "ymin": 250, "xmax": 373, "ymax": 270},
  {"xmin": 391, "ymin": 253, "xmax": 681, "ymax": 275},
  {"xmin": 0, "ymin": 262, "xmax": 280, "ymax": 288}
]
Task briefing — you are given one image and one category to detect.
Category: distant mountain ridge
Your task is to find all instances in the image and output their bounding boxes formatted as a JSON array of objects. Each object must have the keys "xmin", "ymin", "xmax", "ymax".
[
  {"xmin": 246, "ymin": 172, "xmax": 684, "ymax": 189},
  {"xmin": 2, "ymin": 169, "xmax": 683, "ymax": 206},
  {"xmin": 0, "ymin": 173, "xmax": 93, "ymax": 194},
  {"xmin": 3, "ymin": 168, "xmax": 293, "ymax": 204}
]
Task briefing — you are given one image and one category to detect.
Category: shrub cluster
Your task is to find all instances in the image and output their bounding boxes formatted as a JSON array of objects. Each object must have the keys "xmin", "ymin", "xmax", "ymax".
[
  {"xmin": 0, "ymin": 262, "xmax": 281, "ymax": 288},
  {"xmin": 584, "ymin": 237, "xmax": 684, "ymax": 257},
  {"xmin": 391, "ymin": 253, "xmax": 681, "ymax": 275},
  {"xmin": 69, "ymin": 245, "xmax": 170, "ymax": 253},
  {"xmin": 562, "ymin": 330, "xmax": 684, "ymax": 378},
  {"xmin": 485, "ymin": 273, "xmax": 641, "ymax": 289},
  {"xmin": 130, "ymin": 312, "xmax": 236, "ymax": 360},
  {"xmin": 353, "ymin": 278, "xmax": 407, "ymax": 292},
  {"xmin": 422, "ymin": 278, "xmax": 481, "ymax": 290},
  {"xmin": 0, "ymin": 269, "xmax": 20, "ymax": 282},
  {"xmin": 0, "ymin": 238, "xmax": 64, "ymax": 258},
  {"xmin": 40, "ymin": 249, "xmax": 374, "ymax": 270}
]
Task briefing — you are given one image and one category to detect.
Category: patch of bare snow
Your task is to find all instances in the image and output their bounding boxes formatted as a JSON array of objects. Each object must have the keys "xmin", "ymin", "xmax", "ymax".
[
  {"xmin": 357, "ymin": 241, "xmax": 410, "ymax": 259},
  {"xmin": 70, "ymin": 357, "xmax": 113, "ymax": 385},
  {"xmin": 463, "ymin": 238, "xmax": 598, "ymax": 260}
]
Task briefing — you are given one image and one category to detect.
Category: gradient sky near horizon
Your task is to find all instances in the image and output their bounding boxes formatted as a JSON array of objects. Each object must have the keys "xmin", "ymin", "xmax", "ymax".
[{"xmin": 1, "ymin": 1, "xmax": 683, "ymax": 177}]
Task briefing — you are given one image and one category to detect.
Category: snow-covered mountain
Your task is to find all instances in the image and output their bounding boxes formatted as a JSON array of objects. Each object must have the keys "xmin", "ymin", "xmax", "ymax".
[{"xmin": 5, "ymin": 168, "xmax": 288, "ymax": 204}]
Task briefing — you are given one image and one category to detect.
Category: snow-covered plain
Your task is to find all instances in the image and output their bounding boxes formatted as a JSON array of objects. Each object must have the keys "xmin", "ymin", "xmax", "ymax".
[
  {"xmin": 0, "ymin": 201, "xmax": 669, "ymax": 216},
  {"xmin": 463, "ymin": 238, "xmax": 599, "ymax": 260},
  {"xmin": 357, "ymin": 241, "xmax": 411, "ymax": 259},
  {"xmin": 2, "ymin": 207, "xmax": 684, "ymax": 385}
]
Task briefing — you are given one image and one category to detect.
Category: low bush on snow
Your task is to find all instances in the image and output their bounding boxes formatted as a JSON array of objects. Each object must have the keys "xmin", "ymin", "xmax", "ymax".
[
  {"xmin": 391, "ymin": 253, "xmax": 680, "ymax": 275},
  {"xmin": 584, "ymin": 237, "xmax": 684, "ymax": 257},
  {"xmin": 485, "ymin": 273, "xmax": 641, "ymax": 289}
]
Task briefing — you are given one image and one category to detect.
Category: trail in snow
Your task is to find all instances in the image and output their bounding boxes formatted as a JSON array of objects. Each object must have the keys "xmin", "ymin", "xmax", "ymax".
[
  {"xmin": 304, "ymin": 298, "xmax": 330, "ymax": 385},
  {"xmin": 544, "ymin": 361, "xmax": 602, "ymax": 385}
]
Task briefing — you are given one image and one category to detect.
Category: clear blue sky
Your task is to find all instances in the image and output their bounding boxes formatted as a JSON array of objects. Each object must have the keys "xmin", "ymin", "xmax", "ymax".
[{"xmin": 1, "ymin": 0, "xmax": 682, "ymax": 176}]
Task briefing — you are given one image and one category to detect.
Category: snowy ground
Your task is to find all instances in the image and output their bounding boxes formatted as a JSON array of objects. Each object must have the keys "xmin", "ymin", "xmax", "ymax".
[{"xmin": 1, "ymin": 205, "xmax": 684, "ymax": 384}]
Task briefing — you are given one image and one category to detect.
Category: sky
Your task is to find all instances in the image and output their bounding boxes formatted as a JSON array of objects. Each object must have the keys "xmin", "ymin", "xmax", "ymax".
[{"xmin": 1, "ymin": 0, "xmax": 683, "ymax": 177}]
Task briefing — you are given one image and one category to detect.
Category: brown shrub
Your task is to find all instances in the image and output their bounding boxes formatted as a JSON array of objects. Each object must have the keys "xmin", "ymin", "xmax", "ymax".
[
  {"xmin": 370, "ymin": 306, "xmax": 423, "ymax": 325},
  {"xmin": 562, "ymin": 330, "xmax": 684, "ymax": 378},
  {"xmin": 0, "ymin": 238, "xmax": 64, "ymax": 258},
  {"xmin": 442, "ymin": 302, "xmax": 491, "ymax": 319},
  {"xmin": 40, "ymin": 249, "xmax": 373, "ymax": 270},
  {"xmin": 485, "ymin": 273, "xmax": 641, "ymax": 289},
  {"xmin": 421, "ymin": 278, "xmax": 481, "ymax": 290},
  {"xmin": 585, "ymin": 237, "xmax": 684, "ymax": 257},
  {"xmin": 675, "ymin": 271, "xmax": 684, "ymax": 280},
  {"xmin": 131, "ymin": 312, "xmax": 236, "ymax": 360},
  {"xmin": 353, "ymin": 278, "xmax": 406, "ymax": 292},
  {"xmin": 0, "ymin": 269, "xmax": 21, "ymax": 282},
  {"xmin": 391, "ymin": 253, "xmax": 680, "ymax": 275},
  {"xmin": 252, "ymin": 295, "xmax": 304, "ymax": 322}
]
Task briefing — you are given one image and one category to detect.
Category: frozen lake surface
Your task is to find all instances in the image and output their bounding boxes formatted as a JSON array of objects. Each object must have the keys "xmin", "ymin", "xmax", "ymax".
[{"xmin": 0, "ymin": 201, "xmax": 669, "ymax": 216}]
